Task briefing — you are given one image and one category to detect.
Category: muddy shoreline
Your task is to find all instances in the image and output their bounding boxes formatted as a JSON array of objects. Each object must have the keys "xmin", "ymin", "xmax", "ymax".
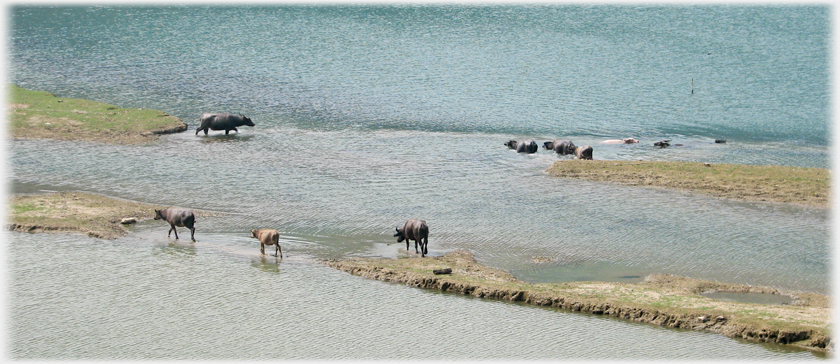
[{"xmin": 323, "ymin": 251, "xmax": 831, "ymax": 353}]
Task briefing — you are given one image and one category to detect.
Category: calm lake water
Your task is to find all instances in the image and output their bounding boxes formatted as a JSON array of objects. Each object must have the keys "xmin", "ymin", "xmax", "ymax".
[{"xmin": 6, "ymin": 5, "xmax": 831, "ymax": 360}]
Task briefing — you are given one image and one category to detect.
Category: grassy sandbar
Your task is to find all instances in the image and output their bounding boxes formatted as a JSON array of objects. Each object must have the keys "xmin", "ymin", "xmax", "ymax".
[
  {"xmin": 546, "ymin": 160, "xmax": 829, "ymax": 208},
  {"xmin": 7, "ymin": 85, "xmax": 187, "ymax": 144},
  {"xmin": 5, "ymin": 191, "xmax": 212, "ymax": 239},
  {"xmin": 325, "ymin": 250, "xmax": 831, "ymax": 352}
]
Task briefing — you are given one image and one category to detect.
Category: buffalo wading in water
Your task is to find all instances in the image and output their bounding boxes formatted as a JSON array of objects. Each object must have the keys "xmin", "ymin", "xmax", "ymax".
[
  {"xmin": 154, "ymin": 208, "xmax": 196, "ymax": 242},
  {"xmin": 195, "ymin": 112, "xmax": 255, "ymax": 136},
  {"xmin": 574, "ymin": 145, "xmax": 593, "ymax": 160},
  {"xmin": 601, "ymin": 138, "xmax": 640, "ymax": 144},
  {"xmin": 251, "ymin": 228, "xmax": 283, "ymax": 258},
  {"xmin": 505, "ymin": 138, "xmax": 538, "ymax": 153},
  {"xmin": 654, "ymin": 140, "xmax": 671, "ymax": 148},
  {"xmin": 394, "ymin": 219, "xmax": 429, "ymax": 257},
  {"xmin": 543, "ymin": 139, "xmax": 576, "ymax": 155}
]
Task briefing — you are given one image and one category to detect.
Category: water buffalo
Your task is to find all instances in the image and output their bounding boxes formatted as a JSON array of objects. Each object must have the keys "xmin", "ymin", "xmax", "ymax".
[
  {"xmin": 574, "ymin": 145, "xmax": 593, "ymax": 160},
  {"xmin": 601, "ymin": 138, "xmax": 639, "ymax": 144},
  {"xmin": 394, "ymin": 219, "xmax": 429, "ymax": 257},
  {"xmin": 504, "ymin": 139, "xmax": 538, "ymax": 154},
  {"xmin": 251, "ymin": 228, "xmax": 283, "ymax": 258},
  {"xmin": 154, "ymin": 208, "xmax": 196, "ymax": 242},
  {"xmin": 654, "ymin": 140, "xmax": 671, "ymax": 148},
  {"xmin": 195, "ymin": 112, "xmax": 255, "ymax": 136},
  {"xmin": 543, "ymin": 139, "xmax": 576, "ymax": 155}
]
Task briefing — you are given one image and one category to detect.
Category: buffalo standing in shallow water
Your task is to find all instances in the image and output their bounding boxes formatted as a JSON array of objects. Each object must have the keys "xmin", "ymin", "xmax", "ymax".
[
  {"xmin": 196, "ymin": 112, "xmax": 255, "ymax": 135},
  {"xmin": 251, "ymin": 228, "xmax": 283, "ymax": 258},
  {"xmin": 395, "ymin": 219, "xmax": 429, "ymax": 257},
  {"xmin": 574, "ymin": 145, "xmax": 593, "ymax": 160},
  {"xmin": 543, "ymin": 139, "xmax": 576, "ymax": 155},
  {"xmin": 505, "ymin": 139, "xmax": 538, "ymax": 154},
  {"xmin": 154, "ymin": 208, "xmax": 196, "ymax": 242}
]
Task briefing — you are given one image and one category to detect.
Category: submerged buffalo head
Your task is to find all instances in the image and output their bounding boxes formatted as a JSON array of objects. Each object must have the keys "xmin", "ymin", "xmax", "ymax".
[
  {"xmin": 394, "ymin": 227, "xmax": 406, "ymax": 243},
  {"xmin": 543, "ymin": 141, "xmax": 555, "ymax": 150},
  {"xmin": 504, "ymin": 140, "xmax": 517, "ymax": 149},
  {"xmin": 239, "ymin": 113, "xmax": 255, "ymax": 127}
]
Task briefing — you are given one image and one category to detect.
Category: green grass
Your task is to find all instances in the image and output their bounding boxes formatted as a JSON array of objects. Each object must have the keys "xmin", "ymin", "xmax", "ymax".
[
  {"xmin": 547, "ymin": 160, "xmax": 829, "ymax": 207},
  {"xmin": 8, "ymin": 84, "xmax": 186, "ymax": 144}
]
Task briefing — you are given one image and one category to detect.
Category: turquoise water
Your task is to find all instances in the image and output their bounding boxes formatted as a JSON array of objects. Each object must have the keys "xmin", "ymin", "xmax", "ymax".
[{"xmin": 7, "ymin": 5, "xmax": 831, "ymax": 359}]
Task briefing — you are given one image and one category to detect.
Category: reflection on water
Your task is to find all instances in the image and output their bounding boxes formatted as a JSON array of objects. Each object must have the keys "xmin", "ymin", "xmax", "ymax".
[
  {"xmin": 153, "ymin": 241, "xmax": 197, "ymax": 258},
  {"xmin": 196, "ymin": 133, "xmax": 257, "ymax": 144},
  {"xmin": 251, "ymin": 255, "xmax": 282, "ymax": 273}
]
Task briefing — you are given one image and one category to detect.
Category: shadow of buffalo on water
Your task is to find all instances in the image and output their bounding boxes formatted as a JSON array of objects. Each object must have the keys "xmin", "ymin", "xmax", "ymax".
[
  {"xmin": 197, "ymin": 134, "xmax": 256, "ymax": 144},
  {"xmin": 251, "ymin": 255, "xmax": 282, "ymax": 273},
  {"xmin": 152, "ymin": 241, "xmax": 198, "ymax": 258}
]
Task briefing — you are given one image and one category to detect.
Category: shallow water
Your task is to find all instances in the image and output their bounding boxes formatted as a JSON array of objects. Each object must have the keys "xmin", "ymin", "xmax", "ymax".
[
  {"xmin": 6, "ymin": 4, "xmax": 832, "ymax": 359},
  {"xmin": 7, "ymin": 230, "xmax": 822, "ymax": 360}
]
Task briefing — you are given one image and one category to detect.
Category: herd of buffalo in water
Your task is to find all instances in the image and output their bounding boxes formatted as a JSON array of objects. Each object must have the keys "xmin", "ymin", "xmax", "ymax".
[{"xmin": 153, "ymin": 113, "xmax": 724, "ymax": 258}]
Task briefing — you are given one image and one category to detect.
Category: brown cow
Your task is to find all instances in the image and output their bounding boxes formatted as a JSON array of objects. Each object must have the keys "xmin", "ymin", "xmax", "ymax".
[{"xmin": 251, "ymin": 228, "xmax": 283, "ymax": 258}]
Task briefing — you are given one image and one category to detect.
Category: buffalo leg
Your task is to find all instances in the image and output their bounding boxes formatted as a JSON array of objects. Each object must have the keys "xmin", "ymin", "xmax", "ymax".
[
  {"xmin": 261, "ymin": 243, "xmax": 265, "ymax": 255},
  {"xmin": 170, "ymin": 225, "xmax": 179, "ymax": 240},
  {"xmin": 189, "ymin": 227, "xmax": 196, "ymax": 242},
  {"xmin": 414, "ymin": 240, "xmax": 420, "ymax": 254},
  {"xmin": 423, "ymin": 237, "xmax": 428, "ymax": 256},
  {"xmin": 275, "ymin": 244, "xmax": 282, "ymax": 258},
  {"xmin": 225, "ymin": 129, "xmax": 230, "ymax": 135}
]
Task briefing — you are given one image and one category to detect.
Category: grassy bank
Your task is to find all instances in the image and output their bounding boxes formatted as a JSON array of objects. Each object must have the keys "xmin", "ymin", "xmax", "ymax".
[
  {"xmin": 7, "ymin": 85, "xmax": 187, "ymax": 144},
  {"xmin": 7, "ymin": 191, "xmax": 205, "ymax": 239},
  {"xmin": 324, "ymin": 251, "xmax": 831, "ymax": 352},
  {"xmin": 546, "ymin": 160, "xmax": 829, "ymax": 208}
]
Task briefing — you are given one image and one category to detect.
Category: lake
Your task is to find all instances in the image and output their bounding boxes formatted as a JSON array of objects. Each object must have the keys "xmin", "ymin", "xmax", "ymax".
[{"xmin": 6, "ymin": 4, "xmax": 831, "ymax": 359}]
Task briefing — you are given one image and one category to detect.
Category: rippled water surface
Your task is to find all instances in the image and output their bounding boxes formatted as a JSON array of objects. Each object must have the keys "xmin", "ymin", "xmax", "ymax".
[
  {"xmin": 7, "ymin": 4, "xmax": 831, "ymax": 360},
  {"xmin": 8, "ymin": 231, "xmax": 820, "ymax": 360}
]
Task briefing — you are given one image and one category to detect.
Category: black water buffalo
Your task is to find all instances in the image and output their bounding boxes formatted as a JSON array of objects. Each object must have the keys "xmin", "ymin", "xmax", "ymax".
[
  {"xmin": 394, "ymin": 218, "xmax": 429, "ymax": 257},
  {"xmin": 574, "ymin": 145, "xmax": 593, "ymax": 160},
  {"xmin": 251, "ymin": 228, "xmax": 283, "ymax": 258},
  {"xmin": 543, "ymin": 139, "xmax": 576, "ymax": 155},
  {"xmin": 195, "ymin": 113, "xmax": 255, "ymax": 135},
  {"xmin": 654, "ymin": 140, "xmax": 671, "ymax": 148},
  {"xmin": 505, "ymin": 139, "xmax": 538, "ymax": 154},
  {"xmin": 154, "ymin": 208, "xmax": 196, "ymax": 242}
]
